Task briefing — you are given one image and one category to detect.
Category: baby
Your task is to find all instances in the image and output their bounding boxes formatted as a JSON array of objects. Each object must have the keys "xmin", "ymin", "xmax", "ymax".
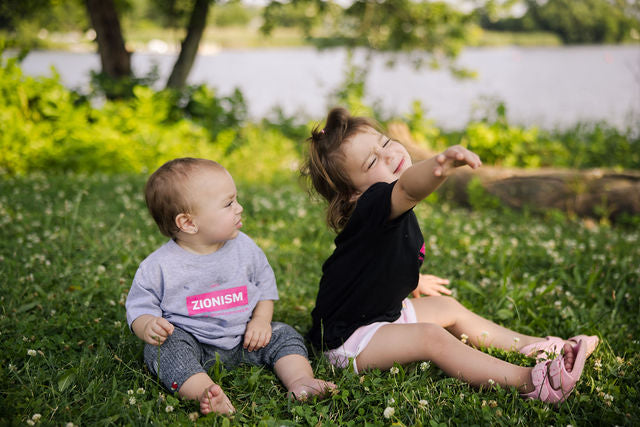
[{"xmin": 126, "ymin": 158, "xmax": 334, "ymax": 414}]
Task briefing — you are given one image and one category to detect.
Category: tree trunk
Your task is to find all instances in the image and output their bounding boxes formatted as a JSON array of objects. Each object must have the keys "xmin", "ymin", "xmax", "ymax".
[
  {"xmin": 166, "ymin": 0, "xmax": 211, "ymax": 89},
  {"xmin": 85, "ymin": 0, "xmax": 131, "ymax": 79},
  {"xmin": 387, "ymin": 122, "xmax": 640, "ymax": 221}
]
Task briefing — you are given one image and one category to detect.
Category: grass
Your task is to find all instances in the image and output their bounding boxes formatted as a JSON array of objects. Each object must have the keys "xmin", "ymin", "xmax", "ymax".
[{"xmin": 1, "ymin": 172, "xmax": 639, "ymax": 425}]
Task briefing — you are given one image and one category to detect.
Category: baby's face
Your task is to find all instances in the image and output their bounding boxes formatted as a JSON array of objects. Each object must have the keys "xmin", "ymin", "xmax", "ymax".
[
  {"xmin": 341, "ymin": 128, "xmax": 412, "ymax": 197},
  {"xmin": 187, "ymin": 167, "xmax": 244, "ymax": 245}
]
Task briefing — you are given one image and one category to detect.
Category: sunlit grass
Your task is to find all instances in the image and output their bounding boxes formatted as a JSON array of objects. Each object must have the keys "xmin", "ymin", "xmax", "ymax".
[{"xmin": 1, "ymin": 173, "xmax": 638, "ymax": 425}]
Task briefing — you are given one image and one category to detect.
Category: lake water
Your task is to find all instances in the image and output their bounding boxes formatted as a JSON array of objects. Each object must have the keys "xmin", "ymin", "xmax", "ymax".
[{"xmin": 18, "ymin": 45, "xmax": 640, "ymax": 130}]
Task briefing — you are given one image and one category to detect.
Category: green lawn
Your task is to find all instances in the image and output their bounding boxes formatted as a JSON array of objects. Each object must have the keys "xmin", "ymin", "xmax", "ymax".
[{"xmin": 1, "ymin": 173, "xmax": 638, "ymax": 425}]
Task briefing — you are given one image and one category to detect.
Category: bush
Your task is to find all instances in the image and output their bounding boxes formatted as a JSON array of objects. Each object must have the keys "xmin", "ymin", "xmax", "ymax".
[
  {"xmin": 404, "ymin": 102, "xmax": 639, "ymax": 170},
  {"xmin": 0, "ymin": 55, "xmax": 298, "ymax": 182},
  {"xmin": 1, "ymin": 56, "xmax": 638, "ymax": 178}
]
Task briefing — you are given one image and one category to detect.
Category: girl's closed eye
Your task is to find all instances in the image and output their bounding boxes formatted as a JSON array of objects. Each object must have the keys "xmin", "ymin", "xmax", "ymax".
[{"xmin": 367, "ymin": 139, "xmax": 391, "ymax": 169}]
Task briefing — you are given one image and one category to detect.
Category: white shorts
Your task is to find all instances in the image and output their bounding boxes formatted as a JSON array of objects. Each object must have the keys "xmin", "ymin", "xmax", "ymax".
[{"xmin": 324, "ymin": 298, "xmax": 418, "ymax": 374}]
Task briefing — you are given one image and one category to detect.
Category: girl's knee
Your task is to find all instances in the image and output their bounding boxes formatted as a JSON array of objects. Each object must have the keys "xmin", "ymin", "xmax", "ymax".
[{"xmin": 416, "ymin": 322, "xmax": 451, "ymax": 348}]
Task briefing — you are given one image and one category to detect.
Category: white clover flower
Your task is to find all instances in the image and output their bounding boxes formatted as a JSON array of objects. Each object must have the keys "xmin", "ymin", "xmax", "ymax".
[
  {"xmin": 97, "ymin": 265, "xmax": 106, "ymax": 274},
  {"xmin": 127, "ymin": 389, "xmax": 134, "ymax": 395},
  {"xmin": 420, "ymin": 361, "xmax": 430, "ymax": 371},
  {"xmin": 136, "ymin": 387, "xmax": 145, "ymax": 395},
  {"xmin": 165, "ymin": 405, "xmax": 174, "ymax": 413},
  {"xmin": 188, "ymin": 412, "xmax": 199, "ymax": 421},
  {"xmin": 390, "ymin": 366, "xmax": 399, "ymax": 375},
  {"xmin": 27, "ymin": 349, "xmax": 37, "ymax": 357},
  {"xmin": 460, "ymin": 333, "xmax": 468, "ymax": 344},
  {"xmin": 32, "ymin": 414, "xmax": 41, "ymax": 422},
  {"xmin": 114, "ymin": 321, "xmax": 122, "ymax": 328},
  {"xmin": 129, "ymin": 397, "xmax": 136, "ymax": 405},
  {"xmin": 488, "ymin": 379, "xmax": 495, "ymax": 386},
  {"xmin": 481, "ymin": 331, "xmax": 489, "ymax": 338},
  {"xmin": 513, "ymin": 337, "xmax": 520, "ymax": 343},
  {"xmin": 388, "ymin": 397, "xmax": 395, "ymax": 404},
  {"xmin": 383, "ymin": 407, "xmax": 395, "ymax": 419},
  {"xmin": 65, "ymin": 423, "xmax": 76, "ymax": 427},
  {"xmin": 26, "ymin": 420, "xmax": 35, "ymax": 426},
  {"xmin": 418, "ymin": 400, "xmax": 428, "ymax": 410}
]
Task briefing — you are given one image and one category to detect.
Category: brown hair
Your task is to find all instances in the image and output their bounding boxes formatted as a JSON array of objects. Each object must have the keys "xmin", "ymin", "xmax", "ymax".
[
  {"xmin": 301, "ymin": 107, "xmax": 378, "ymax": 232},
  {"xmin": 144, "ymin": 158, "xmax": 223, "ymax": 238}
]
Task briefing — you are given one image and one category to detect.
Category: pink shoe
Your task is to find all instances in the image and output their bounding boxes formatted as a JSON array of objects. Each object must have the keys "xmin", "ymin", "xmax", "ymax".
[
  {"xmin": 519, "ymin": 335, "xmax": 599, "ymax": 362},
  {"xmin": 521, "ymin": 337, "xmax": 587, "ymax": 404}
]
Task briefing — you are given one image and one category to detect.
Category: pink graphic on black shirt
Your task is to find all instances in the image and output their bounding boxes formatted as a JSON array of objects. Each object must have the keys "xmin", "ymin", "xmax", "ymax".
[
  {"xmin": 186, "ymin": 286, "xmax": 248, "ymax": 316},
  {"xmin": 419, "ymin": 243, "xmax": 425, "ymax": 262}
]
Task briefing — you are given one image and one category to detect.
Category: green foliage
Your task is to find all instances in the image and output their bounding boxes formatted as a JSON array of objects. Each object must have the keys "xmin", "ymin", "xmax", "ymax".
[
  {"xmin": 328, "ymin": 52, "xmax": 374, "ymax": 118},
  {"xmin": 551, "ymin": 122, "xmax": 640, "ymax": 169},
  {"xmin": 462, "ymin": 110, "xmax": 567, "ymax": 168},
  {"xmin": 211, "ymin": 0, "xmax": 254, "ymax": 27},
  {"xmin": 467, "ymin": 177, "xmax": 502, "ymax": 211},
  {"xmin": 481, "ymin": 0, "xmax": 640, "ymax": 44},
  {"xmin": 0, "ymin": 55, "xmax": 298, "ymax": 182},
  {"xmin": 262, "ymin": 0, "xmax": 476, "ymax": 76},
  {"xmin": 412, "ymin": 102, "xmax": 640, "ymax": 170},
  {"xmin": 1, "ymin": 174, "xmax": 639, "ymax": 425}
]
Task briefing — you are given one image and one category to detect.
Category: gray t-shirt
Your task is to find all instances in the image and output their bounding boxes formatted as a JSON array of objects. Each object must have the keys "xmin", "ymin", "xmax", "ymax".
[{"xmin": 126, "ymin": 232, "xmax": 279, "ymax": 350}]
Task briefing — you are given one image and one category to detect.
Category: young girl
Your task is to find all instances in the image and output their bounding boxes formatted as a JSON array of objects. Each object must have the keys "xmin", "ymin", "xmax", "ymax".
[{"xmin": 302, "ymin": 107, "xmax": 598, "ymax": 404}]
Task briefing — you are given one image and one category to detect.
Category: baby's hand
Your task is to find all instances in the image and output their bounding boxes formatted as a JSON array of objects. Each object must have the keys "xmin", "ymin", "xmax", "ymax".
[
  {"xmin": 411, "ymin": 274, "xmax": 452, "ymax": 298},
  {"xmin": 143, "ymin": 316, "xmax": 174, "ymax": 346},
  {"xmin": 434, "ymin": 145, "xmax": 482, "ymax": 177},
  {"xmin": 244, "ymin": 318, "xmax": 272, "ymax": 352}
]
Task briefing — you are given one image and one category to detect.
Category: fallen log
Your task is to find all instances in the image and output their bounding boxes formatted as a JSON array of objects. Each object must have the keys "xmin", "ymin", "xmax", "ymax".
[{"xmin": 387, "ymin": 122, "xmax": 640, "ymax": 221}]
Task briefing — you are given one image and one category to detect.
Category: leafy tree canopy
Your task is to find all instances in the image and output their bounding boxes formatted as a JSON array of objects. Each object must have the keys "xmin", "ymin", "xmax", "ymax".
[
  {"xmin": 261, "ymin": 0, "xmax": 480, "ymax": 76},
  {"xmin": 480, "ymin": 0, "xmax": 640, "ymax": 44}
]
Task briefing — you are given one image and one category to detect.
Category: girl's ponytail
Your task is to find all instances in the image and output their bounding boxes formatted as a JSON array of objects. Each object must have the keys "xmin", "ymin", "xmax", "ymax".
[{"xmin": 301, "ymin": 107, "xmax": 377, "ymax": 232}]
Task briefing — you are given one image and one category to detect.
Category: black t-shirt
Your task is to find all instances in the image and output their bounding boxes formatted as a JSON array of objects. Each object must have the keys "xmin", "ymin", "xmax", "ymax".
[{"xmin": 309, "ymin": 181, "xmax": 425, "ymax": 350}]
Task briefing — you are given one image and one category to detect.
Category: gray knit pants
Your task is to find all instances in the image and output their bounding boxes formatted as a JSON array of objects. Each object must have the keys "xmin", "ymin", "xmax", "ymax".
[{"xmin": 144, "ymin": 322, "xmax": 308, "ymax": 393}]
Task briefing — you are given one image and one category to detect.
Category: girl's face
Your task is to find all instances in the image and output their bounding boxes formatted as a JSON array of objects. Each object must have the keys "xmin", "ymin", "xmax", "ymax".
[{"xmin": 341, "ymin": 128, "xmax": 412, "ymax": 198}]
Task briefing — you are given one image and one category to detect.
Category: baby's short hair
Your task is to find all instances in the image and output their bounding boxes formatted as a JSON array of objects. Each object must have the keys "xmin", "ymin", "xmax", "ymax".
[{"xmin": 145, "ymin": 158, "xmax": 223, "ymax": 238}]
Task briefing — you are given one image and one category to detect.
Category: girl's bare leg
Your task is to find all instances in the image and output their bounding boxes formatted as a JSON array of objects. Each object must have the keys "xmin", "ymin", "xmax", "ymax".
[
  {"xmin": 356, "ymin": 323, "xmax": 538, "ymax": 392},
  {"xmin": 411, "ymin": 296, "xmax": 546, "ymax": 351},
  {"xmin": 179, "ymin": 372, "xmax": 235, "ymax": 415},
  {"xmin": 274, "ymin": 354, "xmax": 336, "ymax": 400}
]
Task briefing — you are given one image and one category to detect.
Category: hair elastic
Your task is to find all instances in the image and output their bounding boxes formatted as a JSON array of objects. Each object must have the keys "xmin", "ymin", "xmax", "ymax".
[{"xmin": 320, "ymin": 128, "xmax": 326, "ymax": 135}]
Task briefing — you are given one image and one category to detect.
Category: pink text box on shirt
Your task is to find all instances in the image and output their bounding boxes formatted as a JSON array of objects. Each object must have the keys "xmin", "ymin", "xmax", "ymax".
[{"xmin": 186, "ymin": 286, "xmax": 248, "ymax": 316}]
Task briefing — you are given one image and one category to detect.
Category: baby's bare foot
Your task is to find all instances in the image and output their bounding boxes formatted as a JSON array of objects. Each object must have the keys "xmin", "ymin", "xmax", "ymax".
[
  {"xmin": 200, "ymin": 384, "xmax": 235, "ymax": 415},
  {"xmin": 288, "ymin": 377, "xmax": 337, "ymax": 401},
  {"xmin": 562, "ymin": 342, "xmax": 575, "ymax": 372}
]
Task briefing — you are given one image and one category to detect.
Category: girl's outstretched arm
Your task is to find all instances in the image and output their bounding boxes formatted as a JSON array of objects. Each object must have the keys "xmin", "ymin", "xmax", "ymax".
[{"xmin": 390, "ymin": 145, "xmax": 481, "ymax": 219}]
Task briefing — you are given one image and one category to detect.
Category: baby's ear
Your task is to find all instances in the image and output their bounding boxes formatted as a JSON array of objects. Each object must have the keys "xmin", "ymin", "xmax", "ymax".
[{"xmin": 175, "ymin": 213, "xmax": 198, "ymax": 234}]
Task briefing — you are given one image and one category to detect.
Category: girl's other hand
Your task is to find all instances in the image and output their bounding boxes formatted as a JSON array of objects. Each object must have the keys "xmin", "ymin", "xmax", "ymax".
[{"xmin": 411, "ymin": 274, "xmax": 452, "ymax": 298}]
